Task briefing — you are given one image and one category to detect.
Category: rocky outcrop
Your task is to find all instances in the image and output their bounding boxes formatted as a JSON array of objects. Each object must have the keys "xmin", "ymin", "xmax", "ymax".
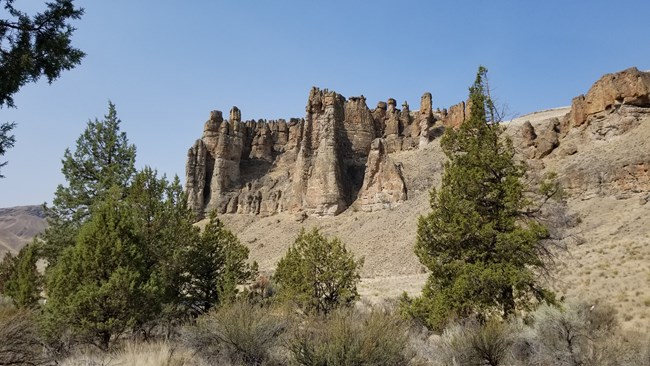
[
  {"xmin": 291, "ymin": 88, "xmax": 348, "ymax": 215},
  {"xmin": 186, "ymin": 111, "xmax": 244, "ymax": 215},
  {"xmin": 568, "ymin": 67, "xmax": 650, "ymax": 128},
  {"xmin": 357, "ymin": 138, "xmax": 407, "ymax": 212},
  {"xmin": 343, "ymin": 96, "xmax": 376, "ymax": 157},
  {"xmin": 444, "ymin": 101, "xmax": 466, "ymax": 128},
  {"xmin": 418, "ymin": 92, "xmax": 434, "ymax": 148},
  {"xmin": 186, "ymin": 88, "xmax": 442, "ymax": 218}
]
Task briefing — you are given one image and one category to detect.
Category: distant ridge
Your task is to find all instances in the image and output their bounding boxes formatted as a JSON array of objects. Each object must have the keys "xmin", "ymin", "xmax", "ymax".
[{"xmin": 0, "ymin": 205, "xmax": 47, "ymax": 258}]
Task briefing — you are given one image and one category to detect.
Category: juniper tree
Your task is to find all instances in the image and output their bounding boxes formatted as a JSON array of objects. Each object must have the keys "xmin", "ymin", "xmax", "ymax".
[
  {"xmin": 1, "ymin": 242, "xmax": 41, "ymax": 308},
  {"xmin": 43, "ymin": 187, "xmax": 150, "ymax": 350},
  {"xmin": 274, "ymin": 228, "xmax": 363, "ymax": 314},
  {"xmin": 181, "ymin": 211, "xmax": 257, "ymax": 316},
  {"xmin": 403, "ymin": 67, "xmax": 556, "ymax": 330}
]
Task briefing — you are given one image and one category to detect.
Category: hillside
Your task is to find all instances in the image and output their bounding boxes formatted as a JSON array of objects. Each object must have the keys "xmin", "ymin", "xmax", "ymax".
[
  {"xmin": 199, "ymin": 67, "xmax": 650, "ymax": 332},
  {"xmin": 0, "ymin": 205, "xmax": 46, "ymax": 258},
  {"xmin": 4, "ymin": 68, "xmax": 650, "ymax": 332}
]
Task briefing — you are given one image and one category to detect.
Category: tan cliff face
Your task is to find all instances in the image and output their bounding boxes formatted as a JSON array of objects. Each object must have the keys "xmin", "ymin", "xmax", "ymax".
[{"xmin": 185, "ymin": 87, "xmax": 436, "ymax": 218}]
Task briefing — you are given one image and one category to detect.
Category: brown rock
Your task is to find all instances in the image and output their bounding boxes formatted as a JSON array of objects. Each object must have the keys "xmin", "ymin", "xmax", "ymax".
[
  {"xmin": 418, "ymin": 92, "xmax": 433, "ymax": 147},
  {"xmin": 445, "ymin": 100, "xmax": 466, "ymax": 129},
  {"xmin": 230, "ymin": 106, "xmax": 241, "ymax": 123},
  {"xmin": 250, "ymin": 123, "xmax": 274, "ymax": 161},
  {"xmin": 343, "ymin": 96, "xmax": 376, "ymax": 156},
  {"xmin": 569, "ymin": 67, "xmax": 650, "ymax": 127},
  {"xmin": 399, "ymin": 101, "xmax": 411, "ymax": 135},
  {"xmin": 534, "ymin": 118, "xmax": 560, "ymax": 159},
  {"xmin": 292, "ymin": 88, "xmax": 348, "ymax": 216},
  {"xmin": 521, "ymin": 121, "xmax": 537, "ymax": 147},
  {"xmin": 357, "ymin": 138, "xmax": 408, "ymax": 212},
  {"xmin": 372, "ymin": 101, "xmax": 387, "ymax": 138},
  {"xmin": 186, "ymin": 110, "xmax": 244, "ymax": 216}
]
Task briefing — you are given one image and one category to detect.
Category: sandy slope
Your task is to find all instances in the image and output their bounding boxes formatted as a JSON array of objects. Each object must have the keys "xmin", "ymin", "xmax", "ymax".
[{"xmin": 0, "ymin": 205, "xmax": 46, "ymax": 258}]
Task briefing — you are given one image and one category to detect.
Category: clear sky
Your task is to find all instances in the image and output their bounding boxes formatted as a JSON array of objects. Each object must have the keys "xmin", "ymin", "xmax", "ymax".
[{"xmin": 1, "ymin": 0, "xmax": 649, "ymax": 207}]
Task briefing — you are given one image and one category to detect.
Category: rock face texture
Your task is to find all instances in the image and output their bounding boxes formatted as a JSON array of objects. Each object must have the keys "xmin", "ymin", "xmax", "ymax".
[
  {"xmin": 356, "ymin": 139, "xmax": 408, "ymax": 212},
  {"xmin": 186, "ymin": 67, "xmax": 650, "ymax": 219},
  {"xmin": 185, "ymin": 87, "xmax": 427, "ymax": 218},
  {"xmin": 506, "ymin": 67, "xmax": 650, "ymax": 199},
  {"xmin": 568, "ymin": 67, "xmax": 650, "ymax": 128}
]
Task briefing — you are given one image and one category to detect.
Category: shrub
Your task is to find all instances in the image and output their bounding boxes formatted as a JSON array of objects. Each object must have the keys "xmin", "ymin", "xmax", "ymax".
[
  {"xmin": 516, "ymin": 301, "xmax": 619, "ymax": 366},
  {"xmin": 288, "ymin": 307, "xmax": 412, "ymax": 366},
  {"xmin": 184, "ymin": 300, "xmax": 287, "ymax": 365},
  {"xmin": 433, "ymin": 319, "xmax": 516, "ymax": 366},
  {"xmin": 0, "ymin": 306, "xmax": 51, "ymax": 365},
  {"xmin": 274, "ymin": 228, "xmax": 363, "ymax": 314}
]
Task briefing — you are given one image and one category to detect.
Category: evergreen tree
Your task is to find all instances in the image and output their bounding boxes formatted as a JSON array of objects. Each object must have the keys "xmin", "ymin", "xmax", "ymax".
[
  {"xmin": 125, "ymin": 168, "xmax": 196, "ymax": 324},
  {"xmin": 0, "ymin": 0, "xmax": 85, "ymax": 175},
  {"xmin": 181, "ymin": 211, "xmax": 257, "ymax": 316},
  {"xmin": 403, "ymin": 67, "xmax": 555, "ymax": 330},
  {"xmin": 2, "ymin": 242, "xmax": 42, "ymax": 308},
  {"xmin": 0, "ymin": 252, "xmax": 16, "ymax": 295},
  {"xmin": 42, "ymin": 102, "xmax": 136, "ymax": 263},
  {"xmin": 44, "ymin": 187, "xmax": 150, "ymax": 350},
  {"xmin": 0, "ymin": 122, "xmax": 16, "ymax": 178},
  {"xmin": 0, "ymin": 0, "xmax": 85, "ymax": 108},
  {"xmin": 274, "ymin": 228, "xmax": 363, "ymax": 314}
]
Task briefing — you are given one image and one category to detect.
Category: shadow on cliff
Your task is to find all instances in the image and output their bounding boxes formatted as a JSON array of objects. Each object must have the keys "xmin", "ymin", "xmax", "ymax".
[{"xmin": 239, "ymin": 158, "xmax": 274, "ymax": 185}]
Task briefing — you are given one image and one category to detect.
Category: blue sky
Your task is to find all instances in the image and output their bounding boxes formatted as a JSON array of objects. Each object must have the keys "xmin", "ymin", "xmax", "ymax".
[{"xmin": 1, "ymin": 0, "xmax": 649, "ymax": 207}]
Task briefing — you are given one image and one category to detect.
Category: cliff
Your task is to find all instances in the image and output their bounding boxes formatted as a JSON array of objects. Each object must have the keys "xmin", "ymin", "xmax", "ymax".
[{"xmin": 185, "ymin": 87, "xmax": 436, "ymax": 218}]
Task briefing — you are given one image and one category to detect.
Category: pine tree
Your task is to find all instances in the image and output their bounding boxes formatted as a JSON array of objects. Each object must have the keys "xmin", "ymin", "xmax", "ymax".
[
  {"xmin": 403, "ymin": 67, "xmax": 555, "ymax": 330},
  {"xmin": 42, "ymin": 102, "xmax": 136, "ymax": 264},
  {"xmin": 274, "ymin": 228, "xmax": 363, "ymax": 314}
]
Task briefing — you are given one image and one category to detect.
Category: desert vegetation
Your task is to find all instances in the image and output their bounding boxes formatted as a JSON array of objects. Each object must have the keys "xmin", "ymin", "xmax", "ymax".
[{"xmin": 1, "ymin": 66, "xmax": 649, "ymax": 366}]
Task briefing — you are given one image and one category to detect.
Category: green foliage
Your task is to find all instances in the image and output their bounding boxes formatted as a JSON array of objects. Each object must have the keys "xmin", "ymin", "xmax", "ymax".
[
  {"xmin": 0, "ymin": 252, "xmax": 15, "ymax": 295},
  {"xmin": 288, "ymin": 308, "xmax": 411, "ymax": 366},
  {"xmin": 274, "ymin": 228, "xmax": 363, "ymax": 315},
  {"xmin": 42, "ymin": 102, "xmax": 137, "ymax": 264},
  {"xmin": 0, "ymin": 121, "xmax": 16, "ymax": 178},
  {"xmin": 1, "ymin": 242, "xmax": 42, "ymax": 308},
  {"xmin": 51, "ymin": 101, "xmax": 137, "ymax": 224},
  {"xmin": 43, "ymin": 188, "xmax": 153, "ymax": 350},
  {"xmin": 405, "ymin": 66, "xmax": 555, "ymax": 330},
  {"xmin": 0, "ymin": 0, "xmax": 85, "ymax": 108},
  {"xmin": 181, "ymin": 211, "xmax": 257, "ymax": 315}
]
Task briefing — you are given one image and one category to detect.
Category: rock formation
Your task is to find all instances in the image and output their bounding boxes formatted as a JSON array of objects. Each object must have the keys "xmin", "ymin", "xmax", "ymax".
[
  {"xmin": 185, "ymin": 87, "xmax": 430, "ymax": 218},
  {"xmin": 418, "ymin": 92, "xmax": 434, "ymax": 148},
  {"xmin": 568, "ymin": 67, "xmax": 650, "ymax": 128},
  {"xmin": 445, "ymin": 101, "xmax": 467, "ymax": 128},
  {"xmin": 357, "ymin": 138, "xmax": 407, "ymax": 212},
  {"xmin": 291, "ymin": 88, "xmax": 348, "ymax": 215}
]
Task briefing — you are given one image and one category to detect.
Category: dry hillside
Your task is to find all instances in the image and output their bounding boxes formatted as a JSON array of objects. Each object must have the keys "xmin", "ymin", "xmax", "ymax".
[
  {"xmin": 0, "ymin": 205, "xmax": 46, "ymax": 258},
  {"xmin": 5, "ymin": 68, "xmax": 650, "ymax": 333},
  {"xmin": 212, "ymin": 68, "xmax": 650, "ymax": 332}
]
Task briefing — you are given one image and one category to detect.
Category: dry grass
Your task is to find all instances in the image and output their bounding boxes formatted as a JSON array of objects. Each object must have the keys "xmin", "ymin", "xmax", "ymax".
[{"xmin": 61, "ymin": 341, "xmax": 202, "ymax": 366}]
